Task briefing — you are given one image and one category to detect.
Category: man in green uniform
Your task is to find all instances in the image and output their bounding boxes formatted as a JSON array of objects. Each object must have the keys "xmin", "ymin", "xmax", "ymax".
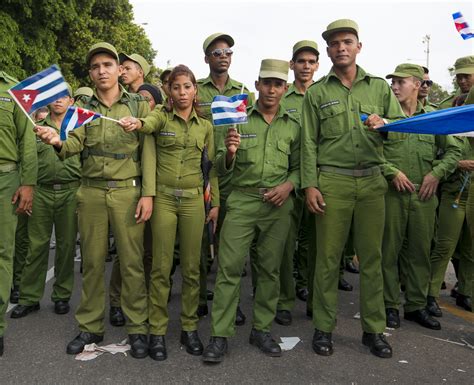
[
  {"xmin": 120, "ymin": 53, "xmax": 150, "ymax": 93},
  {"xmin": 301, "ymin": 19, "xmax": 404, "ymax": 358},
  {"xmin": 11, "ymin": 85, "xmax": 81, "ymax": 318},
  {"xmin": 203, "ymin": 59, "xmax": 300, "ymax": 363},
  {"xmin": 429, "ymin": 56, "xmax": 474, "ymax": 314},
  {"xmin": 35, "ymin": 42, "xmax": 155, "ymax": 359},
  {"xmin": 275, "ymin": 40, "xmax": 319, "ymax": 326},
  {"xmin": 0, "ymin": 71, "xmax": 37, "ymax": 356},
  {"xmin": 381, "ymin": 63, "xmax": 461, "ymax": 331},
  {"xmin": 196, "ymin": 32, "xmax": 253, "ymax": 323}
]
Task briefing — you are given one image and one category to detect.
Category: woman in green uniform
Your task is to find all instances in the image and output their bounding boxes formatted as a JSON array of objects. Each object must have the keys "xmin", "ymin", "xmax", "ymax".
[{"xmin": 120, "ymin": 65, "xmax": 219, "ymax": 361}]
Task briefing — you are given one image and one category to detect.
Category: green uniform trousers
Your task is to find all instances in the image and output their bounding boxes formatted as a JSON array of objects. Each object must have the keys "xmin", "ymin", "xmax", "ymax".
[
  {"xmin": 277, "ymin": 194, "xmax": 303, "ymax": 311},
  {"xmin": 13, "ymin": 214, "xmax": 28, "ymax": 287},
  {"xmin": 211, "ymin": 190, "xmax": 293, "ymax": 337},
  {"xmin": 382, "ymin": 187, "xmax": 437, "ymax": 312},
  {"xmin": 464, "ymin": 183, "xmax": 474, "ymax": 298},
  {"xmin": 313, "ymin": 171, "xmax": 387, "ymax": 333},
  {"xmin": 75, "ymin": 185, "xmax": 147, "ymax": 335},
  {"xmin": 295, "ymin": 205, "xmax": 311, "ymax": 291},
  {"xmin": 109, "ymin": 220, "xmax": 153, "ymax": 307},
  {"xmin": 19, "ymin": 187, "xmax": 78, "ymax": 305},
  {"xmin": 0, "ymin": 170, "xmax": 19, "ymax": 336},
  {"xmin": 429, "ymin": 192, "xmax": 472, "ymax": 298},
  {"xmin": 149, "ymin": 191, "xmax": 204, "ymax": 335}
]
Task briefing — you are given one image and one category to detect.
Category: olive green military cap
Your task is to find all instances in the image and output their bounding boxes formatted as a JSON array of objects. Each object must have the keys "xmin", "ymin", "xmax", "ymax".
[
  {"xmin": 454, "ymin": 55, "xmax": 474, "ymax": 75},
  {"xmin": 322, "ymin": 19, "xmax": 359, "ymax": 42},
  {"xmin": 160, "ymin": 67, "xmax": 173, "ymax": 82},
  {"xmin": 74, "ymin": 86, "xmax": 93, "ymax": 98},
  {"xmin": 386, "ymin": 63, "xmax": 424, "ymax": 80},
  {"xmin": 86, "ymin": 42, "xmax": 119, "ymax": 65},
  {"xmin": 292, "ymin": 40, "xmax": 319, "ymax": 59},
  {"xmin": 65, "ymin": 83, "xmax": 73, "ymax": 96},
  {"xmin": 259, "ymin": 59, "xmax": 289, "ymax": 81},
  {"xmin": 203, "ymin": 32, "xmax": 234, "ymax": 54},
  {"xmin": 119, "ymin": 53, "xmax": 151, "ymax": 77}
]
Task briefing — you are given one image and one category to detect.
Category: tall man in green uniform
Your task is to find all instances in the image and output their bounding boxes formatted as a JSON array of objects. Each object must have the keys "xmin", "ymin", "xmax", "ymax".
[
  {"xmin": 381, "ymin": 64, "xmax": 461, "ymax": 331},
  {"xmin": 11, "ymin": 86, "xmax": 81, "ymax": 318},
  {"xmin": 35, "ymin": 42, "xmax": 155, "ymax": 359},
  {"xmin": 196, "ymin": 33, "xmax": 253, "ymax": 323},
  {"xmin": 203, "ymin": 59, "xmax": 300, "ymax": 363},
  {"xmin": 0, "ymin": 71, "xmax": 37, "ymax": 356},
  {"xmin": 301, "ymin": 19, "xmax": 404, "ymax": 358},
  {"xmin": 275, "ymin": 40, "xmax": 319, "ymax": 326}
]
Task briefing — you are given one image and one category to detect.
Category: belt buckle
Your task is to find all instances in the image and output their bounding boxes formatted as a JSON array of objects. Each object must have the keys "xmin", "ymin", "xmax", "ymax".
[
  {"xmin": 258, "ymin": 188, "xmax": 269, "ymax": 195},
  {"xmin": 353, "ymin": 170, "xmax": 363, "ymax": 177},
  {"xmin": 107, "ymin": 180, "xmax": 118, "ymax": 188},
  {"xmin": 174, "ymin": 189, "xmax": 183, "ymax": 197},
  {"xmin": 53, "ymin": 184, "xmax": 62, "ymax": 190}
]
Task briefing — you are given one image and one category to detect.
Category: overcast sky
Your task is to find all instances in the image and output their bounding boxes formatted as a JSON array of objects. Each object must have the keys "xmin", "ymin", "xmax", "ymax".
[{"xmin": 131, "ymin": 0, "xmax": 473, "ymax": 93}]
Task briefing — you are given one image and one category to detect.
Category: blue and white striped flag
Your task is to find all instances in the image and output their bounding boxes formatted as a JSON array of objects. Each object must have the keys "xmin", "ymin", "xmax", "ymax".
[
  {"xmin": 211, "ymin": 93, "xmax": 248, "ymax": 126},
  {"xmin": 8, "ymin": 65, "xmax": 70, "ymax": 114},
  {"xmin": 60, "ymin": 106, "xmax": 102, "ymax": 140}
]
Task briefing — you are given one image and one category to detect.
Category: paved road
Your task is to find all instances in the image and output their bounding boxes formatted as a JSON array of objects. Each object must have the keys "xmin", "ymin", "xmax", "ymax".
[{"xmin": 1, "ymin": 247, "xmax": 473, "ymax": 385}]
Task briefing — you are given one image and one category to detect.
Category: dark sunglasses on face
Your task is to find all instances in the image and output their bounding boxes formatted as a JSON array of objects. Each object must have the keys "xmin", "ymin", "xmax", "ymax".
[
  {"xmin": 210, "ymin": 48, "xmax": 233, "ymax": 58},
  {"xmin": 421, "ymin": 80, "xmax": 433, "ymax": 87}
]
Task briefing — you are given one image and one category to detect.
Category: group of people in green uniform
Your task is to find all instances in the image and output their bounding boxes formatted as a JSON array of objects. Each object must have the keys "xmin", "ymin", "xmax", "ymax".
[{"xmin": 0, "ymin": 17, "xmax": 473, "ymax": 363}]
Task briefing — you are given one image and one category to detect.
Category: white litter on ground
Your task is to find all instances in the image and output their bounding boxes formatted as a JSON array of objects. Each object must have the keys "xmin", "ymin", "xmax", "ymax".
[{"xmin": 279, "ymin": 337, "xmax": 301, "ymax": 351}]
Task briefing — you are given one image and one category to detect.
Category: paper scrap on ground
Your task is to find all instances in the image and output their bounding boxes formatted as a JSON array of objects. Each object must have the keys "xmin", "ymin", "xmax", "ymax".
[
  {"xmin": 353, "ymin": 312, "xmax": 360, "ymax": 319},
  {"xmin": 279, "ymin": 337, "xmax": 301, "ymax": 351},
  {"xmin": 399, "ymin": 360, "xmax": 408, "ymax": 364},
  {"xmin": 75, "ymin": 341, "xmax": 130, "ymax": 361}
]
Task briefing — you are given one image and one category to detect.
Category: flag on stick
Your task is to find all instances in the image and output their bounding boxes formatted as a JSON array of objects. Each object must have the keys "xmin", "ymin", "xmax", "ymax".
[
  {"xmin": 211, "ymin": 94, "xmax": 249, "ymax": 126},
  {"xmin": 8, "ymin": 65, "xmax": 70, "ymax": 118},
  {"xmin": 60, "ymin": 106, "xmax": 102, "ymax": 140},
  {"xmin": 453, "ymin": 12, "xmax": 474, "ymax": 40}
]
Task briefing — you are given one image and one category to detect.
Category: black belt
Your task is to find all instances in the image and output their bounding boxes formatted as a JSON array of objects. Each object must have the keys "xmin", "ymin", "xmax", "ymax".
[
  {"xmin": 38, "ymin": 181, "xmax": 81, "ymax": 190},
  {"xmin": 319, "ymin": 166, "xmax": 380, "ymax": 177}
]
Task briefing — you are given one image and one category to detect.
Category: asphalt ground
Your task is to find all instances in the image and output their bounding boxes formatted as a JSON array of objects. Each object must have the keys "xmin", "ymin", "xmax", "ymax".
[{"xmin": 1, "ymin": 246, "xmax": 473, "ymax": 385}]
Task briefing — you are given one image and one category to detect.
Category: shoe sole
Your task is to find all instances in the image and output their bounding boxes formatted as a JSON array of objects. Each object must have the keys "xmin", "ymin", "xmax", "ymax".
[
  {"xmin": 203, "ymin": 355, "xmax": 224, "ymax": 363},
  {"xmin": 404, "ymin": 317, "xmax": 441, "ymax": 330},
  {"xmin": 274, "ymin": 318, "xmax": 292, "ymax": 326},
  {"xmin": 249, "ymin": 338, "xmax": 282, "ymax": 357},
  {"xmin": 10, "ymin": 304, "xmax": 40, "ymax": 319},
  {"xmin": 150, "ymin": 353, "xmax": 167, "ymax": 361},
  {"xmin": 130, "ymin": 350, "xmax": 148, "ymax": 359},
  {"xmin": 180, "ymin": 338, "xmax": 203, "ymax": 356},
  {"xmin": 312, "ymin": 346, "xmax": 333, "ymax": 356}
]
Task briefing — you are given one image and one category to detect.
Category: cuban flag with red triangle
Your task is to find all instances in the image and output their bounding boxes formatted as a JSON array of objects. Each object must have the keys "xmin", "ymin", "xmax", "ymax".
[
  {"xmin": 8, "ymin": 65, "xmax": 70, "ymax": 114},
  {"xmin": 60, "ymin": 106, "xmax": 102, "ymax": 140},
  {"xmin": 453, "ymin": 11, "xmax": 474, "ymax": 40},
  {"xmin": 211, "ymin": 93, "xmax": 248, "ymax": 126}
]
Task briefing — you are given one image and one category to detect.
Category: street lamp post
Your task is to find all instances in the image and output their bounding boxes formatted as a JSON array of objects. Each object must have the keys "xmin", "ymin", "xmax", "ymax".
[{"xmin": 422, "ymin": 34, "xmax": 430, "ymax": 69}]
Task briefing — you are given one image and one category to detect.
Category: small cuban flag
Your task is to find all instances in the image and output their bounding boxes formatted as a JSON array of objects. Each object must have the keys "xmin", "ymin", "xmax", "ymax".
[
  {"xmin": 60, "ymin": 106, "xmax": 101, "ymax": 140},
  {"xmin": 211, "ymin": 93, "xmax": 248, "ymax": 126},
  {"xmin": 8, "ymin": 65, "xmax": 70, "ymax": 114},
  {"xmin": 453, "ymin": 11, "xmax": 474, "ymax": 40}
]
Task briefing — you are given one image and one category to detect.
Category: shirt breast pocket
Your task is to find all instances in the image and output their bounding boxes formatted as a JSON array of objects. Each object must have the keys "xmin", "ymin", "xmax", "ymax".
[
  {"xmin": 417, "ymin": 134, "xmax": 435, "ymax": 158},
  {"xmin": 84, "ymin": 120, "xmax": 101, "ymax": 147},
  {"xmin": 0, "ymin": 100, "xmax": 15, "ymax": 130},
  {"xmin": 276, "ymin": 139, "xmax": 290, "ymax": 169},
  {"xmin": 237, "ymin": 137, "xmax": 258, "ymax": 163},
  {"xmin": 319, "ymin": 104, "xmax": 346, "ymax": 138}
]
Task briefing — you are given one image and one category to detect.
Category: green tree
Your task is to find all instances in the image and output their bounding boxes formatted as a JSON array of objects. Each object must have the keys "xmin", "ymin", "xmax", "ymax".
[
  {"xmin": 0, "ymin": 0, "xmax": 157, "ymax": 89},
  {"xmin": 428, "ymin": 82, "xmax": 450, "ymax": 105}
]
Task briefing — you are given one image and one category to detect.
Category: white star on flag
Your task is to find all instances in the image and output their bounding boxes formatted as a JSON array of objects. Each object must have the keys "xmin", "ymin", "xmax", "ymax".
[{"xmin": 22, "ymin": 94, "xmax": 31, "ymax": 103}]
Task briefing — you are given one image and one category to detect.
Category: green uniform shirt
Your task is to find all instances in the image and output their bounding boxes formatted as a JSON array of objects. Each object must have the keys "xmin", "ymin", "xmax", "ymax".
[
  {"xmin": 0, "ymin": 71, "xmax": 37, "ymax": 185},
  {"xmin": 300, "ymin": 66, "xmax": 405, "ymax": 189},
  {"xmin": 36, "ymin": 115, "xmax": 81, "ymax": 184},
  {"xmin": 216, "ymin": 103, "xmax": 300, "ymax": 189},
  {"xmin": 382, "ymin": 102, "xmax": 462, "ymax": 184},
  {"xmin": 57, "ymin": 88, "xmax": 156, "ymax": 196},
  {"xmin": 283, "ymin": 83, "xmax": 306, "ymax": 123},
  {"xmin": 140, "ymin": 107, "xmax": 220, "ymax": 206}
]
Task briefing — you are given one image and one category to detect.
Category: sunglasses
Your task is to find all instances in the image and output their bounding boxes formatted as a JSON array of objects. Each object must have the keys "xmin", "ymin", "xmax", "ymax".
[
  {"xmin": 209, "ymin": 48, "xmax": 233, "ymax": 58},
  {"xmin": 421, "ymin": 80, "xmax": 433, "ymax": 87}
]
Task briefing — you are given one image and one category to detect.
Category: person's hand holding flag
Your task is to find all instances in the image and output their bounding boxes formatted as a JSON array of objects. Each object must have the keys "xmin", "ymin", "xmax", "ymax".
[{"xmin": 34, "ymin": 125, "xmax": 62, "ymax": 148}]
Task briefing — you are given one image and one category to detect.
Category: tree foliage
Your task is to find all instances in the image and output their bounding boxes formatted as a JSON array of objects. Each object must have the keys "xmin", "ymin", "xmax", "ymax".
[
  {"xmin": 428, "ymin": 82, "xmax": 450, "ymax": 105},
  {"xmin": 0, "ymin": 0, "xmax": 156, "ymax": 89}
]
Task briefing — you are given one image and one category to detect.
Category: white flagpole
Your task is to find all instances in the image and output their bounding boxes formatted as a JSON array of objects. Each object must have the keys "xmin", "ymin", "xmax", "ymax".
[{"xmin": 100, "ymin": 115, "xmax": 121, "ymax": 123}]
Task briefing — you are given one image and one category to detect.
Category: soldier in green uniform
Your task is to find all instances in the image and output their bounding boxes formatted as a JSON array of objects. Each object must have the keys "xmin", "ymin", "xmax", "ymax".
[
  {"xmin": 0, "ymin": 71, "xmax": 37, "ymax": 356},
  {"xmin": 301, "ymin": 19, "xmax": 404, "ymax": 358},
  {"xmin": 381, "ymin": 64, "xmax": 461, "ymax": 331},
  {"xmin": 120, "ymin": 53, "xmax": 150, "ymax": 93},
  {"xmin": 202, "ymin": 59, "xmax": 300, "ymax": 363},
  {"xmin": 196, "ymin": 33, "xmax": 253, "ymax": 323},
  {"xmin": 11, "ymin": 86, "xmax": 81, "ymax": 318},
  {"xmin": 275, "ymin": 40, "xmax": 319, "ymax": 326},
  {"xmin": 120, "ymin": 65, "xmax": 219, "ymax": 361},
  {"xmin": 35, "ymin": 42, "xmax": 155, "ymax": 359},
  {"xmin": 428, "ymin": 56, "xmax": 474, "ymax": 314}
]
